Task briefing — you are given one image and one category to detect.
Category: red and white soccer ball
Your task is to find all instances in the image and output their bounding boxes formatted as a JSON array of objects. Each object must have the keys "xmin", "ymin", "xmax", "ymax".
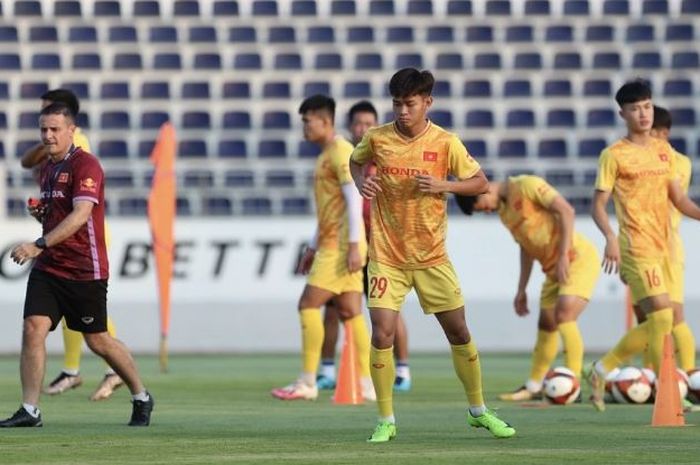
[
  {"xmin": 675, "ymin": 368, "xmax": 689, "ymax": 400},
  {"xmin": 603, "ymin": 367, "xmax": 621, "ymax": 402},
  {"xmin": 611, "ymin": 366, "xmax": 653, "ymax": 404},
  {"xmin": 543, "ymin": 367, "xmax": 580, "ymax": 405},
  {"xmin": 686, "ymin": 368, "xmax": 700, "ymax": 403}
]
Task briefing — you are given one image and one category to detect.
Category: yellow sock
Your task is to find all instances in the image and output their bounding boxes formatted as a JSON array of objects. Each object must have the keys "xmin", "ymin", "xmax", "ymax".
[
  {"xmin": 62, "ymin": 319, "xmax": 84, "ymax": 372},
  {"xmin": 347, "ymin": 314, "xmax": 371, "ymax": 378},
  {"xmin": 370, "ymin": 346, "xmax": 395, "ymax": 418},
  {"xmin": 672, "ymin": 321, "xmax": 696, "ymax": 372},
  {"xmin": 601, "ymin": 322, "xmax": 648, "ymax": 372},
  {"xmin": 558, "ymin": 322, "xmax": 584, "ymax": 377},
  {"xmin": 647, "ymin": 308, "xmax": 674, "ymax": 374},
  {"xmin": 300, "ymin": 308, "xmax": 324, "ymax": 375},
  {"xmin": 451, "ymin": 341, "xmax": 484, "ymax": 407},
  {"xmin": 529, "ymin": 330, "xmax": 559, "ymax": 382}
]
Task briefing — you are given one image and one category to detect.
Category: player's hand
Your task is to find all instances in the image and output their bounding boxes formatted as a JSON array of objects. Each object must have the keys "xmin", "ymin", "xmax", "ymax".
[
  {"xmin": 27, "ymin": 199, "xmax": 46, "ymax": 223},
  {"xmin": 346, "ymin": 244, "xmax": 362, "ymax": 273},
  {"xmin": 602, "ymin": 237, "xmax": 620, "ymax": 274},
  {"xmin": 416, "ymin": 174, "xmax": 445, "ymax": 194},
  {"xmin": 514, "ymin": 290, "xmax": 529, "ymax": 316},
  {"xmin": 556, "ymin": 255, "xmax": 570, "ymax": 284},
  {"xmin": 297, "ymin": 247, "xmax": 316, "ymax": 275},
  {"xmin": 359, "ymin": 175, "xmax": 382, "ymax": 199},
  {"xmin": 10, "ymin": 242, "xmax": 42, "ymax": 266}
]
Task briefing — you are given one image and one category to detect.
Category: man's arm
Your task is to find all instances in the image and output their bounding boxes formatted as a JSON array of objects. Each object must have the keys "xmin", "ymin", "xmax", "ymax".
[
  {"xmin": 669, "ymin": 178, "xmax": 700, "ymax": 221},
  {"xmin": 341, "ymin": 182, "xmax": 363, "ymax": 273},
  {"xmin": 514, "ymin": 246, "xmax": 534, "ymax": 317},
  {"xmin": 547, "ymin": 196, "xmax": 575, "ymax": 283},
  {"xmin": 591, "ymin": 189, "xmax": 619, "ymax": 274},
  {"xmin": 416, "ymin": 169, "xmax": 489, "ymax": 196},
  {"xmin": 20, "ymin": 143, "xmax": 48, "ymax": 169},
  {"xmin": 350, "ymin": 159, "xmax": 381, "ymax": 199}
]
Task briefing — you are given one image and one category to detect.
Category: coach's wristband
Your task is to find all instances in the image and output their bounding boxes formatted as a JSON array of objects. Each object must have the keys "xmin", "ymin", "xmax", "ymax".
[{"xmin": 34, "ymin": 237, "xmax": 47, "ymax": 249}]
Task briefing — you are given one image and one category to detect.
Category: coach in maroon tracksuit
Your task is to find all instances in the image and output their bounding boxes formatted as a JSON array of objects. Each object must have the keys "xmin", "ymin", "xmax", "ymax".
[{"xmin": 0, "ymin": 103, "xmax": 154, "ymax": 428}]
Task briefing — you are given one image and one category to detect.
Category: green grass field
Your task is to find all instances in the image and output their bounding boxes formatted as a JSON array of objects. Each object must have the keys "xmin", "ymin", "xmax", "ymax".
[{"xmin": 0, "ymin": 353, "xmax": 697, "ymax": 465}]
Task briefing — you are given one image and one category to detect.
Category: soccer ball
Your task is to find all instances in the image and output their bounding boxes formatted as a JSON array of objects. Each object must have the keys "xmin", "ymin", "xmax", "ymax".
[
  {"xmin": 676, "ymin": 368, "xmax": 689, "ymax": 399},
  {"xmin": 686, "ymin": 368, "xmax": 700, "ymax": 403},
  {"xmin": 603, "ymin": 367, "xmax": 621, "ymax": 402},
  {"xmin": 543, "ymin": 367, "xmax": 580, "ymax": 405},
  {"xmin": 611, "ymin": 367, "xmax": 653, "ymax": 404}
]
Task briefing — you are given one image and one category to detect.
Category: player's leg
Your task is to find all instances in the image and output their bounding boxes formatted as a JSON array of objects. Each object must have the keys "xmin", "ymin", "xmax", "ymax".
[
  {"xmin": 667, "ymin": 259, "xmax": 695, "ymax": 371},
  {"xmin": 334, "ymin": 290, "xmax": 375, "ymax": 400},
  {"xmin": 554, "ymin": 295, "xmax": 588, "ymax": 377},
  {"xmin": 318, "ymin": 301, "xmax": 340, "ymax": 390},
  {"xmin": 90, "ymin": 316, "xmax": 125, "ymax": 401},
  {"xmin": 393, "ymin": 316, "xmax": 411, "ymax": 392},
  {"xmin": 43, "ymin": 318, "xmax": 84, "ymax": 395}
]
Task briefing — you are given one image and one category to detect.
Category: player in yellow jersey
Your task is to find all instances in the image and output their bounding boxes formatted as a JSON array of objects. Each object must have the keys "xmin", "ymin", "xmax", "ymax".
[
  {"xmin": 21, "ymin": 89, "xmax": 123, "ymax": 401},
  {"xmin": 586, "ymin": 80, "xmax": 700, "ymax": 411},
  {"xmin": 350, "ymin": 68, "xmax": 515, "ymax": 442},
  {"xmin": 271, "ymin": 95, "xmax": 374, "ymax": 401},
  {"xmin": 455, "ymin": 176, "xmax": 600, "ymax": 401},
  {"xmin": 318, "ymin": 101, "xmax": 412, "ymax": 393}
]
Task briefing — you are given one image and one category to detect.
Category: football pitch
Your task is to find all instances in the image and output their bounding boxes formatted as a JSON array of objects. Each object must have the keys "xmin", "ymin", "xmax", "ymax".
[{"xmin": 0, "ymin": 353, "xmax": 697, "ymax": 465}]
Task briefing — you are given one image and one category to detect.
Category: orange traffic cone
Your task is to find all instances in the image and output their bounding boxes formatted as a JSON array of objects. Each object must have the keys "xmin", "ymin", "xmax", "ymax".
[
  {"xmin": 651, "ymin": 334, "xmax": 685, "ymax": 427},
  {"xmin": 334, "ymin": 321, "xmax": 363, "ymax": 405}
]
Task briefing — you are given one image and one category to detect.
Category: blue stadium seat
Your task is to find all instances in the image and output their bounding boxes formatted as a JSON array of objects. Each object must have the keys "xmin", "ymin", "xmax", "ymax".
[
  {"xmin": 194, "ymin": 53, "xmax": 221, "ymax": 69},
  {"xmin": 395, "ymin": 53, "xmax": 422, "ymax": 69},
  {"xmin": 234, "ymin": 53, "xmax": 262, "ymax": 69},
  {"xmin": 141, "ymin": 111, "xmax": 170, "ymax": 129},
  {"xmin": 513, "ymin": 53, "xmax": 541, "ymax": 69},
  {"xmin": 76, "ymin": 112, "xmax": 90, "ymax": 129},
  {"xmin": 134, "ymin": 1, "xmax": 159, "ymax": 16},
  {"xmin": 486, "ymin": 0, "xmax": 510, "ymax": 15},
  {"xmin": 466, "ymin": 26, "xmax": 493, "ymax": 42},
  {"xmin": 465, "ymin": 110, "xmax": 494, "ymax": 127},
  {"xmin": 506, "ymin": 26, "xmax": 533, "ymax": 42},
  {"xmin": 0, "ymin": 140, "xmax": 4, "ymax": 157},
  {"xmin": 681, "ymin": 0, "xmax": 700, "ymax": 13},
  {"xmin": 105, "ymin": 170, "xmax": 135, "ymax": 188},
  {"xmin": 643, "ymin": 0, "xmax": 668, "ymax": 13},
  {"xmin": 114, "ymin": 53, "xmax": 142, "ymax": 69},
  {"xmin": 218, "ymin": 140, "xmax": 247, "ymax": 158},
  {"xmin": 182, "ymin": 81, "xmax": 211, "ymax": 99},
  {"xmin": 672, "ymin": 51, "xmax": 699, "ymax": 68},
  {"xmin": 153, "ymin": 53, "xmax": 181, "ymax": 70},
  {"xmin": 670, "ymin": 108, "xmax": 695, "ymax": 126},
  {"xmin": 0, "ymin": 112, "xmax": 6, "ymax": 129},
  {"xmin": 664, "ymin": 79, "xmax": 692, "ymax": 96},
  {"xmin": 545, "ymin": 170, "xmax": 575, "ymax": 186},
  {"xmin": 298, "ymin": 141, "xmax": 321, "ymax": 158},
  {"xmin": 584, "ymin": 79, "xmax": 612, "ymax": 96},
  {"xmin": 345, "ymin": 81, "xmax": 371, "ymax": 98},
  {"xmin": 503, "ymin": 80, "xmax": 531, "ymax": 97},
  {"xmin": 174, "ymin": 0, "xmax": 200, "ymax": 16},
  {"xmin": 138, "ymin": 140, "xmax": 155, "ymax": 158},
  {"xmin": 543, "ymin": 80, "xmax": 571, "ymax": 96},
  {"xmin": 308, "ymin": 26, "xmax": 334, "ymax": 43},
  {"xmin": 370, "ymin": 1, "xmax": 395, "ymax": 15},
  {"xmin": 263, "ymin": 82, "xmax": 291, "ymax": 98},
  {"xmin": 627, "ymin": 24, "xmax": 654, "ymax": 42},
  {"xmin": 507, "ymin": 110, "xmax": 535, "ymax": 127},
  {"xmin": 142, "ymin": 82, "xmax": 169, "ymax": 99},
  {"xmin": 578, "ymin": 138, "xmax": 606, "ymax": 157},
  {"xmin": 669, "ymin": 137, "xmax": 687, "ymax": 154},
  {"xmin": 632, "ymin": 52, "xmax": 661, "ymax": 69},
  {"xmin": 563, "ymin": 0, "xmax": 589, "ymax": 15},
  {"xmin": 225, "ymin": 170, "xmax": 255, "ymax": 187},
  {"xmin": 554, "ymin": 52, "xmax": 581, "ymax": 69},
  {"xmin": 14, "ymin": 1, "xmax": 42, "ymax": 16},
  {"xmin": 355, "ymin": 53, "xmax": 382, "ymax": 70},
  {"xmin": 447, "ymin": 1, "xmax": 472, "ymax": 14},
  {"xmin": 464, "ymin": 139, "xmax": 487, "ymax": 158},
  {"xmin": 179, "ymin": 140, "xmax": 207, "ymax": 158},
  {"xmin": 150, "ymin": 26, "xmax": 177, "ymax": 43},
  {"xmin": 462, "ymin": 79, "xmax": 491, "ymax": 97},
  {"xmin": 19, "ymin": 112, "xmax": 39, "ymax": 129},
  {"xmin": 547, "ymin": 109, "xmax": 575, "ymax": 127},
  {"xmin": 118, "ymin": 198, "xmax": 147, "ymax": 216},
  {"xmin": 429, "ymin": 110, "xmax": 453, "ymax": 128},
  {"xmin": 242, "ymin": 197, "xmax": 272, "ymax": 216},
  {"xmin": 604, "ymin": 0, "xmax": 629, "ymax": 14},
  {"xmin": 269, "ymin": 26, "xmax": 295, "ymax": 43},
  {"xmin": 54, "ymin": 1, "xmax": 81, "ymax": 16},
  {"xmin": 73, "ymin": 53, "xmax": 100, "ymax": 70},
  {"xmin": 525, "ymin": 0, "xmax": 550, "ymax": 14},
  {"xmin": 583, "ymin": 169, "xmax": 598, "ymax": 185},
  {"xmin": 61, "ymin": 81, "xmax": 89, "ymax": 99},
  {"xmin": 20, "ymin": 82, "xmax": 48, "ymax": 99},
  {"xmin": 94, "ymin": 1, "xmax": 120, "ymax": 16},
  {"xmin": 666, "ymin": 24, "xmax": 693, "ymax": 41},
  {"xmin": 275, "ymin": 53, "xmax": 302, "ymax": 69},
  {"xmin": 292, "ymin": 0, "xmax": 317, "ymax": 15},
  {"xmin": 190, "ymin": 26, "xmax": 216, "ymax": 42},
  {"xmin": 0, "ymin": 82, "xmax": 8, "ymax": 99},
  {"xmin": 586, "ymin": 25, "xmax": 614, "ymax": 41},
  {"xmin": 387, "ymin": 27, "xmax": 413, "ymax": 43},
  {"xmin": 29, "ymin": 26, "xmax": 58, "ymax": 42},
  {"xmin": 545, "ymin": 25, "xmax": 573, "ymax": 42},
  {"xmin": 592, "ymin": 52, "xmax": 621, "ymax": 69},
  {"xmin": 265, "ymin": 170, "xmax": 295, "ymax": 187},
  {"xmin": 253, "ymin": 1, "xmax": 278, "ymax": 15},
  {"xmin": 101, "ymin": 82, "xmax": 129, "ymax": 99},
  {"xmin": 32, "ymin": 54, "xmax": 60, "ymax": 70},
  {"xmin": 348, "ymin": 27, "xmax": 374, "ymax": 43},
  {"xmin": 587, "ymin": 109, "xmax": 616, "ymax": 127},
  {"xmin": 109, "ymin": 26, "xmax": 137, "ymax": 42},
  {"xmin": 183, "ymin": 169, "xmax": 214, "ymax": 188},
  {"xmin": 474, "ymin": 53, "xmax": 501, "ymax": 69},
  {"xmin": 203, "ymin": 197, "xmax": 232, "ymax": 216},
  {"xmin": 436, "ymin": 53, "xmax": 463, "ymax": 69},
  {"xmin": 499, "ymin": 139, "xmax": 527, "ymax": 158},
  {"xmin": 99, "ymin": 140, "xmax": 128, "ymax": 158},
  {"xmin": 538, "ymin": 139, "xmax": 567, "ymax": 158},
  {"xmin": 427, "ymin": 26, "xmax": 453, "ymax": 42},
  {"xmin": 432, "ymin": 80, "xmax": 451, "ymax": 97},
  {"xmin": 282, "ymin": 197, "xmax": 311, "ymax": 215},
  {"xmin": 101, "ymin": 111, "xmax": 130, "ymax": 129},
  {"xmin": 0, "ymin": 27, "xmax": 18, "ymax": 42},
  {"xmin": 304, "ymin": 81, "xmax": 330, "ymax": 97},
  {"xmin": 69, "ymin": 26, "xmax": 97, "ymax": 42},
  {"xmin": 258, "ymin": 140, "xmax": 287, "ymax": 158},
  {"xmin": 16, "ymin": 140, "xmax": 38, "ymax": 158},
  {"xmin": 229, "ymin": 27, "xmax": 256, "ymax": 42},
  {"xmin": 263, "ymin": 111, "xmax": 291, "ymax": 129},
  {"xmin": 213, "ymin": 1, "xmax": 239, "ymax": 15},
  {"xmin": 222, "ymin": 111, "xmax": 251, "ymax": 129},
  {"xmin": 222, "ymin": 82, "xmax": 250, "ymax": 98},
  {"xmin": 183, "ymin": 112, "xmax": 211, "ymax": 129},
  {"xmin": 331, "ymin": 1, "xmax": 356, "ymax": 15}
]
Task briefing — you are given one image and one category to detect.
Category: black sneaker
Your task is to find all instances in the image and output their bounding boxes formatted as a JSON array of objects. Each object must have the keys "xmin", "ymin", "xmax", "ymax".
[
  {"xmin": 128, "ymin": 392, "xmax": 154, "ymax": 426},
  {"xmin": 0, "ymin": 406, "xmax": 43, "ymax": 427}
]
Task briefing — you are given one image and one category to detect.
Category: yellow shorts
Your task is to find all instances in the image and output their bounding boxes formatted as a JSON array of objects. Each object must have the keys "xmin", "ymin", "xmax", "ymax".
[
  {"xmin": 620, "ymin": 256, "xmax": 671, "ymax": 305},
  {"xmin": 307, "ymin": 248, "xmax": 364, "ymax": 295},
  {"xmin": 667, "ymin": 258, "xmax": 684, "ymax": 304},
  {"xmin": 540, "ymin": 238, "xmax": 601, "ymax": 309},
  {"xmin": 367, "ymin": 260, "xmax": 464, "ymax": 314}
]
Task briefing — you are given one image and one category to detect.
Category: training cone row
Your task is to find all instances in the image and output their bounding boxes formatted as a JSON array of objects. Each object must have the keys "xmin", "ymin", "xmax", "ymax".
[
  {"xmin": 651, "ymin": 334, "xmax": 685, "ymax": 427},
  {"xmin": 333, "ymin": 321, "xmax": 363, "ymax": 405}
]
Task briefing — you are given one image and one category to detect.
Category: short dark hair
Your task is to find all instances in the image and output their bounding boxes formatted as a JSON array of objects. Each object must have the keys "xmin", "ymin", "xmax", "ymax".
[
  {"xmin": 41, "ymin": 89, "xmax": 80, "ymax": 116},
  {"xmin": 615, "ymin": 79, "xmax": 652, "ymax": 107},
  {"xmin": 348, "ymin": 100, "xmax": 378, "ymax": 124},
  {"xmin": 40, "ymin": 102, "xmax": 76, "ymax": 124},
  {"xmin": 389, "ymin": 68, "xmax": 434, "ymax": 98},
  {"xmin": 652, "ymin": 105, "xmax": 672, "ymax": 130},
  {"xmin": 299, "ymin": 94, "xmax": 336, "ymax": 122},
  {"xmin": 454, "ymin": 194, "xmax": 477, "ymax": 216}
]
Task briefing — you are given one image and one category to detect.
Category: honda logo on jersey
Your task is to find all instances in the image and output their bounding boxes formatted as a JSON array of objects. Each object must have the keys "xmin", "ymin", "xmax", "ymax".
[{"xmin": 423, "ymin": 151, "xmax": 437, "ymax": 162}]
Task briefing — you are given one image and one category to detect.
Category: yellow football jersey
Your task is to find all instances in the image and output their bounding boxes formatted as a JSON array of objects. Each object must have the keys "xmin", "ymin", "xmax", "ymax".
[
  {"xmin": 595, "ymin": 137, "xmax": 676, "ymax": 259},
  {"xmin": 669, "ymin": 150, "xmax": 691, "ymax": 262},
  {"xmin": 73, "ymin": 127, "xmax": 91, "ymax": 153},
  {"xmin": 314, "ymin": 136, "xmax": 365, "ymax": 250},
  {"xmin": 351, "ymin": 121, "xmax": 481, "ymax": 269}
]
